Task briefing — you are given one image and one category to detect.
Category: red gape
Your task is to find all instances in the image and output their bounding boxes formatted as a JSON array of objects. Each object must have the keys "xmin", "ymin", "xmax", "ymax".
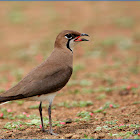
[{"xmin": 74, "ymin": 36, "xmax": 81, "ymax": 41}]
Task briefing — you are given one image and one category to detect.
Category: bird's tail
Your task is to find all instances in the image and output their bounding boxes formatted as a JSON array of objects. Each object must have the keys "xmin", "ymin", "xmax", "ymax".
[
  {"xmin": 0, "ymin": 83, "xmax": 25, "ymax": 104},
  {"xmin": 0, "ymin": 94, "xmax": 25, "ymax": 104},
  {"xmin": 0, "ymin": 96, "xmax": 10, "ymax": 104}
]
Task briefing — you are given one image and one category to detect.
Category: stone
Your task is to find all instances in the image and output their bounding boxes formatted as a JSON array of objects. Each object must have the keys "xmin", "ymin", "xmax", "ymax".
[
  {"xmin": 65, "ymin": 118, "xmax": 73, "ymax": 124},
  {"xmin": 72, "ymin": 134, "xmax": 80, "ymax": 139},
  {"xmin": 65, "ymin": 133, "xmax": 73, "ymax": 139},
  {"xmin": 97, "ymin": 133, "xmax": 105, "ymax": 139},
  {"xmin": 124, "ymin": 118, "xmax": 129, "ymax": 123}
]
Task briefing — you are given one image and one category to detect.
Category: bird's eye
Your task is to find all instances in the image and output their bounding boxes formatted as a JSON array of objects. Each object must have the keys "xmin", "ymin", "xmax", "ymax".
[{"xmin": 65, "ymin": 34, "xmax": 72, "ymax": 39}]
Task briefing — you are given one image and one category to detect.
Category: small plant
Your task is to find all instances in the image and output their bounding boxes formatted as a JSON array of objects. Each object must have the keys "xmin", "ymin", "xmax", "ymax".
[
  {"xmin": 16, "ymin": 114, "xmax": 38, "ymax": 120},
  {"xmin": 96, "ymin": 94, "xmax": 106, "ymax": 100},
  {"xmin": 133, "ymin": 101, "xmax": 140, "ymax": 105},
  {"xmin": 94, "ymin": 102, "xmax": 119, "ymax": 113},
  {"xmin": 83, "ymin": 134, "xmax": 94, "ymax": 139},
  {"xmin": 82, "ymin": 88, "xmax": 94, "ymax": 94},
  {"xmin": 7, "ymin": 9, "xmax": 25, "ymax": 24},
  {"xmin": 68, "ymin": 89, "xmax": 81, "ymax": 95},
  {"xmin": 95, "ymin": 86, "xmax": 117, "ymax": 93},
  {"xmin": 58, "ymin": 101, "xmax": 93, "ymax": 108},
  {"xmin": 105, "ymin": 120, "xmax": 118, "ymax": 125},
  {"xmin": 77, "ymin": 111, "xmax": 93, "ymax": 121},
  {"xmin": 29, "ymin": 104, "xmax": 40, "ymax": 109},
  {"xmin": 79, "ymin": 80, "xmax": 93, "ymax": 86},
  {"xmin": 0, "ymin": 108, "xmax": 15, "ymax": 120},
  {"xmin": 4, "ymin": 121, "xmax": 26, "ymax": 130},
  {"xmin": 14, "ymin": 100, "xmax": 24, "ymax": 105},
  {"xmin": 29, "ymin": 104, "xmax": 56, "ymax": 109},
  {"xmin": 117, "ymin": 37, "xmax": 133, "ymax": 50},
  {"xmin": 114, "ymin": 17, "xmax": 135, "ymax": 28},
  {"xmin": 73, "ymin": 64, "xmax": 85, "ymax": 73},
  {"xmin": 11, "ymin": 68, "xmax": 24, "ymax": 81},
  {"xmin": 99, "ymin": 37, "xmax": 117, "ymax": 48},
  {"xmin": 0, "ymin": 88, "xmax": 5, "ymax": 93},
  {"xmin": 72, "ymin": 64, "xmax": 85, "ymax": 78},
  {"xmin": 68, "ymin": 79, "xmax": 92, "ymax": 87}
]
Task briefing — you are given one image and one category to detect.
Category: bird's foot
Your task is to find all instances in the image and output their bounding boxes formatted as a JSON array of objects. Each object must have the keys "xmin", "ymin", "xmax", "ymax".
[
  {"xmin": 42, "ymin": 128, "xmax": 58, "ymax": 136},
  {"xmin": 49, "ymin": 130, "xmax": 58, "ymax": 136}
]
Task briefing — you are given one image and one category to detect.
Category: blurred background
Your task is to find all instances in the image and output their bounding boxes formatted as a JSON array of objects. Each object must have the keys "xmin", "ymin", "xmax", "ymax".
[
  {"xmin": 0, "ymin": 2, "xmax": 140, "ymax": 139},
  {"xmin": 0, "ymin": 2, "xmax": 140, "ymax": 86}
]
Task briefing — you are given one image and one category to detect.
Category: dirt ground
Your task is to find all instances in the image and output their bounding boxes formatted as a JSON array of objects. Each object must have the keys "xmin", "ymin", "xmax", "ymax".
[{"xmin": 0, "ymin": 2, "xmax": 140, "ymax": 139}]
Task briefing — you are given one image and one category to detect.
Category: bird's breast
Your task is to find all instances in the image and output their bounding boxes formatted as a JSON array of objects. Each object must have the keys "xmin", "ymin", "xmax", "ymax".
[{"xmin": 27, "ymin": 92, "xmax": 57, "ymax": 103}]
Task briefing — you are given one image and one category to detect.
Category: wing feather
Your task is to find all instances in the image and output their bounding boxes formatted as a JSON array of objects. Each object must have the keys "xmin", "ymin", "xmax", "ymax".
[{"xmin": 0, "ymin": 66, "xmax": 72, "ymax": 103}]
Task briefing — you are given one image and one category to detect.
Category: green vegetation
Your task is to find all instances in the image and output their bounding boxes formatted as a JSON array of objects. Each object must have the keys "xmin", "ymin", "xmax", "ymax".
[
  {"xmin": 58, "ymin": 100, "xmax": 93, "ymax": 108},
  {"xmin": 94, "ymin": 102, "xmax": 119, "ymax": 113},
  {"xmin": 76, "ymin": 111, "xmax": 93, "ymax": 121},
  {"xmin": 114, "ymin": 17, "xmax": 135, "ymax": 28},
  {"xmin": 68, "ymin": 79, "xmax": 93, "ymax": 87},
  {"xmin": 7, "ymin": 9, "xmax": 26, "ymax": 24}
]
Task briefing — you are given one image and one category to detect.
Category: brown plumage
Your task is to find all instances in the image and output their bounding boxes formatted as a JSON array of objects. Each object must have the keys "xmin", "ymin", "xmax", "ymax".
[
  {"xmin": 0, "ymin": 48, "xmax": 73, "ymax": 102},
  {"xmin": 0, "ymin": 30, "xmax": 89, "ymax": 135}
]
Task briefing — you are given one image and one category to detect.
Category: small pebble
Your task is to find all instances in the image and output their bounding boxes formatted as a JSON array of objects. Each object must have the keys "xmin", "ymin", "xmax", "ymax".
[
  {"xmin": 119, "ymin": 89, "xmax": 129, "ymax": 96},
  {"xmin": 124, "ymin": 118, "xmax": 129, "ymax": 123},
  {"xmin": 72, "ymin": 134, "xmax": 80, "ymax": 139},
  {"xmin": 97, "ymin": 133, "xmax": 105, "ymax": 139},
  {"xmin": 65, "ymin": 133, "xmax": 73, "ymax": 138},
  {"xmin": 65, "ymin": 118, "xmax": 72, "ymax": 124}
]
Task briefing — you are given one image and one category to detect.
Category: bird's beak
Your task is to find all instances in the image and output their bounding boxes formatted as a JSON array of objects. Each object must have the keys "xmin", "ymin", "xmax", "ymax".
[{"xmin": 74, "ymin": 33, "xmax": 89, "ymax": 42}]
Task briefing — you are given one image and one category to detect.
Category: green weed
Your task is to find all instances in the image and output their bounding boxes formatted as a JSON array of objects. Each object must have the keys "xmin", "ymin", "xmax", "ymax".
[
  {"xmin": 0, "ymin": 88, "xmax": 5, "ymax": 93},
  {"xmin": 72, "ymin": 64, "xmax": 85, "ymax": 78},
  {"xmin": 82, "ymin": 88, "xmax": 94, "ymax": 94},
  {"xmin": 73, "ymin": 64, "xmax": 85, "ymax": 73},
  {"xmin": 14, "ymin": 100, "xmax": 24, "ymax": 105},
  {"xmin": 68, "ymin": 79, "xmax": 93, "ymax": 87},
  {"xmin": 7, "ymin": 9, "xmax": 25, "ymax": 24},
  {"xmin": 94, "ymin": 86, "xmax": 117, "ymax": 93},
  {"xmin": 96, "ymin": 94, "xmax": 106, "ymax": 100},
  {"xmin": 117, "ymin": 37, "xmax": 133, "ymax": 50},
  {"xmin": 16, "ymin": 114, "xmax": 39, "ymax": 120},
  {"xmin": 58, "ymin": 101, "xmax": 93, "ymax": 108},
  {"xmin": 29, "ymin": 104, "xmax": 56, "ymax": 109},
  {"xmin": 105, "ymin": 120, "xmax": 118, "ymax": 125},
  {"xmin": 133, "ymin": 101, "xmax": 140, "ymax": 105},
  {"xmin": 77, "ymin": 111, "xmax": 92, "ymax": 121},
  {"xmin": 0, "ymin": 64, "xmax": 15, "ymax": 72},
  {"xmin": 94, "ymin": 102, "xmax": 119, "ymax": 113},
  {"xmin": 83, "ymin": 134, "xmax": 94, "ymax": 139},
  {"xmin": 0, "ymin": 108, "xmax": 15, "ymax": 120},
  {"xmin": 11, "ymin": 68, "xmax": 24, "ymax": 81},
  {"xmin": 79, "ymin": 80, "xmax": 93, "ymax": 86},
  {"xmin": 114, "ymin": 17, "xmax": 135, "ymax": 28},
  {"xmin": 4, "ymin": 121, "xmax": 26, "ymax": 130}
]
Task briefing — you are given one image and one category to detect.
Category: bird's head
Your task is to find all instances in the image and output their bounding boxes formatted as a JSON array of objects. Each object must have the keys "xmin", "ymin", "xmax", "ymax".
[{"xmin": 55, "ymin": 30, "xmax": 89, "ymax": 52}]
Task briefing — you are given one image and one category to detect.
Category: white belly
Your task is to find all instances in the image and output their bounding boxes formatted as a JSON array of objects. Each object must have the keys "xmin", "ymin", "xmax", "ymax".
[{"xmin": 27, "ymin": 93, "xmax": 57, "ymax": 103}]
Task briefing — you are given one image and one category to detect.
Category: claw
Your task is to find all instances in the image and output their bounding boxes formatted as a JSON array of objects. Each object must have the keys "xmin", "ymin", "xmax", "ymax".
[{"xmin": 50, "ymin": 130, "xmax": 58, "ymax": 136}]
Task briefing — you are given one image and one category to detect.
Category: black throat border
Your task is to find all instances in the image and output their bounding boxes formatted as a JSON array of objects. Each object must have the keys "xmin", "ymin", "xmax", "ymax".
[{"xmin": 66, "ymin": 39, "xmax": 73, "ymax": 52}]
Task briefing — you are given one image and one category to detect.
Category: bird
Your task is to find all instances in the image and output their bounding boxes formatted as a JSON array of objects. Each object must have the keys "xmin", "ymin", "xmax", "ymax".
[{"xmin": 0, "ymin": 30, "xmax": 89, "ymax": 135}]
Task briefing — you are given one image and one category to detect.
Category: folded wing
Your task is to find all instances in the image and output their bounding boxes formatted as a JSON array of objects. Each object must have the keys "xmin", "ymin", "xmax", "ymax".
[{"xmin": 0, "ymin": 66, "xmax": 72, "ymax": 103}]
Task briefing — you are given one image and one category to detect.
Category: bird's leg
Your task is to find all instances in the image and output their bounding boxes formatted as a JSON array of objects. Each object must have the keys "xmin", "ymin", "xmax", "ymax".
[
  {"xmin": 48, "ymin": 102, "xmax": 58, "ymax": 136},
  {"xmin": 39, "ymin": 101, "xmax": 46, "ymax": 132}
]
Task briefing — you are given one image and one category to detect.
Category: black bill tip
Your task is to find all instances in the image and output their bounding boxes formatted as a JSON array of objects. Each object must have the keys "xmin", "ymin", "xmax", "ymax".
[
  {"xmin": 81, "ymin": 33, "xmax": 89, "ymax": 37},
  {"xmin": 81, "ymin": 38, "xmax": 89, "ymax": 41}
]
